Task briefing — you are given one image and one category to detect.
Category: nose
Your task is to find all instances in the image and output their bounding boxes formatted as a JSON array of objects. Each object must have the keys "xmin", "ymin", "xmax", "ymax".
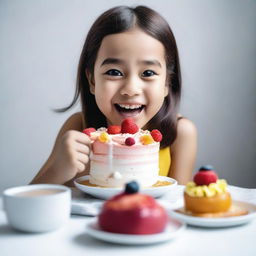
[{"xmin": 119, "ymin": 75, "xmax": 142, "ymax": 97}]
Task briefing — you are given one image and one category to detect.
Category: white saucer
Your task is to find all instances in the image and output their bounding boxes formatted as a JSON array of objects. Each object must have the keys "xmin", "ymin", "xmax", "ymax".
[
  {"xmin": 86, "ymin": 218, "xmax": 185, "ymax": 245},
  {"xmin": 169, "ymin": 201, "xmax": 256, "ymax": 228},
  {"xmin": 74, "ymin": 175, "xmax": 177, "ymax": 199}
]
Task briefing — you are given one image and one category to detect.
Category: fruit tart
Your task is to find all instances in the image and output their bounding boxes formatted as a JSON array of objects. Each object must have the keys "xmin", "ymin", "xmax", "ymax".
[{"xmin": 180, "ymin": 165, "xmax": 248, "ymax": 218}]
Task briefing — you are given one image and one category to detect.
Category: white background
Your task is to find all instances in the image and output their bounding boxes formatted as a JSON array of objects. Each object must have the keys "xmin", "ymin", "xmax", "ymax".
[{"xmin": 0, "ymin": 0, "xmax": 255, "ymax": 192}]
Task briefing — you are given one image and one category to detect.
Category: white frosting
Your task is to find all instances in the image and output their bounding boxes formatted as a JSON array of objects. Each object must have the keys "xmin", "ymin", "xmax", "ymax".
[{"xmin": 89, "ymin": 129, "xmax": 160, "ymax": 188}]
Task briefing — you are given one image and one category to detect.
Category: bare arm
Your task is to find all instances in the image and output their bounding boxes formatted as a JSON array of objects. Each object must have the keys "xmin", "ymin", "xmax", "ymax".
[
  {"xmin": 30, "ymin": 112, "xmax": 90, "ymax": 186},
  {"xmin": 168, "ymin": 118, "xmax": 197, "ymax": 185}
]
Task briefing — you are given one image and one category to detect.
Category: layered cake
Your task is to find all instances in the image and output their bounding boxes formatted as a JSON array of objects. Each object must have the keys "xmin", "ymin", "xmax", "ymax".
[
  {"xmin": 182, "ymin": 165, "xmax": 248, "ymax": 217},
  {"xmin": 98, "ymin": 181, "xmax": 168, "ymax": 234},
  {"xmin": 83, "ymin": 118, "xmax": 162, "ymax": 188}
]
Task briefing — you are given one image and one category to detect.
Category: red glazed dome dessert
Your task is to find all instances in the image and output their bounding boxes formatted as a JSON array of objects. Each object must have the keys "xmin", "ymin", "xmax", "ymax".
[{"xmin": 98, "ymin": 181, "xmax": 168, "ymax": 234}]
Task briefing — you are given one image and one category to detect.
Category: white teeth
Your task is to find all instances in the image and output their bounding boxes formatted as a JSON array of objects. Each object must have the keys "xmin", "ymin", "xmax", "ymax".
[{"xmin": 118, "ymin": 104, "xmax": 142, "ymax": 109}]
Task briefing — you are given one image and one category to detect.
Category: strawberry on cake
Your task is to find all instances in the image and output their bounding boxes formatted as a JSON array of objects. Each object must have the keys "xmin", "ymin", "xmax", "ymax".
[{"xmin": 83, "ymin": 118, "xmax": 162, "ymax": 188}]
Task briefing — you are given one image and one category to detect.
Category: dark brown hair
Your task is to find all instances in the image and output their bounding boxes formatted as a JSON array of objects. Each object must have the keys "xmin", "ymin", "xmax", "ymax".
[{"xmin": 59, "ymin": 5, "xmax": 181, "ymax": 148}]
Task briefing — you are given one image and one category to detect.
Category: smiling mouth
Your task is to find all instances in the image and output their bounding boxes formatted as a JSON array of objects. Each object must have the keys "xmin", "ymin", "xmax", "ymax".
[{"xmin": 114, "ymin": 104, "xmax": 145, "ymax": 116}]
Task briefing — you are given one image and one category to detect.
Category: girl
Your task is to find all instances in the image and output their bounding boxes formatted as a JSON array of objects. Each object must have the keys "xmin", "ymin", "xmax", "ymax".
[{"xmin": 31, "ymin": 5, "xmax": 197, "ymax": 186}]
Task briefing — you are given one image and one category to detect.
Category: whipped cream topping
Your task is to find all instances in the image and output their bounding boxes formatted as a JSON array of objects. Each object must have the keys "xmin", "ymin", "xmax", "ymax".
[
  {"xmin": 185, "ymin": 179, "xmax": 228, "ymax": 197},
  {"xmin": 90, "ymin": 128, "xmax": 158, "ymax": 146}
]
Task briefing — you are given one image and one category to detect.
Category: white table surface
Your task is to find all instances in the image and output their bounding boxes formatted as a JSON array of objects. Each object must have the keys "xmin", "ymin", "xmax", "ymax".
[{"xmin": 1, "ymin": 185, "xmax": 256, "ymax": 256}]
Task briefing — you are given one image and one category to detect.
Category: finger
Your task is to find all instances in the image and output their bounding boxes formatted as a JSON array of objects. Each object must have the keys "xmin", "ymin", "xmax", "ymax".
[
  {"xmin": 76, "ymin": 161, "xmax": 86, "ymax": 173},
  {"xmin": 75, "ymin": 142, "xmax": 90, "ymax": 155},
  {"xmin": 75, "ymin": 132, "xmax": 92, "ymax": 145},
  {"xmin": 77, "ymin": 152, "xmax": 89, "ymax": 164}
]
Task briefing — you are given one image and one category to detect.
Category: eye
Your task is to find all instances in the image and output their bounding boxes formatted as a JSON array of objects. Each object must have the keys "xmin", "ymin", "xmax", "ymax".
[
  {"xmin": 141, "ymin": 70, "xmax": 157, "ymax": 77},
  {"xmin": 105, "ymin": 69, "xmax": 123, "ymax": 76}
]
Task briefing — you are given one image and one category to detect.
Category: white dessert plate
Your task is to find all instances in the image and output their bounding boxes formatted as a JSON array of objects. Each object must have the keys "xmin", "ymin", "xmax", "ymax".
[
  {"xmin": 86, "ymin": 218, "xmax": 185, "ymax": 245},
  {"xmin": 169, "ymin": 201, "xmax": 256, "ymax": 228},
  {"xmin": 74, "ymin": 175, "xmax": 177, "ymax": 199}
]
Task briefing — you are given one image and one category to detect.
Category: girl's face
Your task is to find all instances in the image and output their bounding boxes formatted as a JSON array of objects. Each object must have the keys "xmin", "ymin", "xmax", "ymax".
[{"xmin": 88, "ymin": 27, "xmax": 168, "ymax": 128}]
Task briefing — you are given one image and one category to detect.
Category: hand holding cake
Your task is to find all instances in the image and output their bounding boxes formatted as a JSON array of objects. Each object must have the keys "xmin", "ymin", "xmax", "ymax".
[{"xmin": 30, "ymin": 130, "xmax": 92, "ymax": 185}]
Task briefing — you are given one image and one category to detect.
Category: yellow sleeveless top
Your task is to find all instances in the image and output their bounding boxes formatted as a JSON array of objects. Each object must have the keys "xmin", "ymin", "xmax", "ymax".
[{"xmin": 159, "ymin": 147, "xmax": 171, "ymax": 176}]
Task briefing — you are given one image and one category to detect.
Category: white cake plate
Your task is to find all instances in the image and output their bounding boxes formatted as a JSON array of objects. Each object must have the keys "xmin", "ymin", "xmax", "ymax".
[{"xmin": 74, "ymin": 175, "xmax": 177, "ymax": 199}]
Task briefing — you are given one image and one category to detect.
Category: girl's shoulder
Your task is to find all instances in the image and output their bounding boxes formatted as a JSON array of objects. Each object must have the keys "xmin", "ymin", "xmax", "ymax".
[
  {"xmin": 60, "ymin": 112, "xmax": 84, "ymax": 132},
  {"xmin": 176, "ymin": 116, "xmax": 197, "ymax": 137},
  {"xmin": 170, "ymin": 115, "xmax": 197, "ymax": 149}
]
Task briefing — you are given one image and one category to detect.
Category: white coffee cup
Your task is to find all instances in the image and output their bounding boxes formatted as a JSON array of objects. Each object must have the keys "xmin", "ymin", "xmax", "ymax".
[{"xmin": 3, "ymin": 184, "xmax": 71, "ymax": 233}]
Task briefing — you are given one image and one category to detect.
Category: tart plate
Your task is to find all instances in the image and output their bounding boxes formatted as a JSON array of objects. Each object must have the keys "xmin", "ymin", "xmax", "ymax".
[{"xmin": 168, "ymin": 201, "xmax": 256, "ymax": 227}]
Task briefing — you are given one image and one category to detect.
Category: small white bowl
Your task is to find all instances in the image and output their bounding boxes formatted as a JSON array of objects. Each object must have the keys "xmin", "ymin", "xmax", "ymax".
[{"xmin": 3, "ymin": 184, "xmax": 71, "ymax": 233}]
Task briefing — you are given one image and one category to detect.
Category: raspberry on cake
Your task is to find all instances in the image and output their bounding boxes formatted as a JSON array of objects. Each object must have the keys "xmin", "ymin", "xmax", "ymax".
[
  {"xmin": 86, "ymin": 118, "xmax": 162, "ymax": 188},
  {"xmin": 107, "ymin": 125, "xmax": 121, "ymax": 134},
  {"xmin": 82, "ymin": 127, "xmax": 96, "ymax": 136},
  {"xmin": 121, "ymin": 118, "xmax": 139, "ymax": 134},
  {"xmin": 150, "ymin": 129, "xmax": 163, "ymax": 142},
  {"xmin": 98, "ymin": 181, "xmax": 168, "ymax": 234}
]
